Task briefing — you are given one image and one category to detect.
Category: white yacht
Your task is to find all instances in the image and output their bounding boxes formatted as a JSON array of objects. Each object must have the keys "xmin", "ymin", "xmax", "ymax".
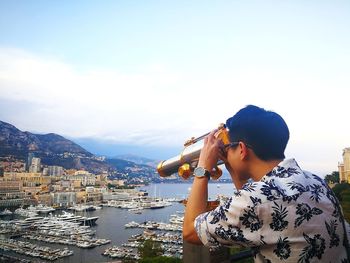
[
  {"xmin": 55, "ymin": 211, "xmax": 99, "ymax": 225},
  {"xmin": 14, "ymin": 207, "xmax": 39, "ymax": 217},
  {"xmin": 27, "ymin": 204, "xmax": 55, "ymax": 214},
  {"xmin": 0, "ymin": 209, "xmax": 13, "ymax": 216}
]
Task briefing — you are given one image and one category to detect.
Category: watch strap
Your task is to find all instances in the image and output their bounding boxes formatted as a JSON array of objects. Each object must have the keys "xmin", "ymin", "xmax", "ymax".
[{"xmin": 194, "ymin": 167, "xmax": 211, "ymax": 179}]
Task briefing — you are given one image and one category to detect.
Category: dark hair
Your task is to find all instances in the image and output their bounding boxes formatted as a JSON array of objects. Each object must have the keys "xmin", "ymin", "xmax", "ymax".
[{"xmin": 225, "ymin": 105, "xmax": 289, "ymax": 161}]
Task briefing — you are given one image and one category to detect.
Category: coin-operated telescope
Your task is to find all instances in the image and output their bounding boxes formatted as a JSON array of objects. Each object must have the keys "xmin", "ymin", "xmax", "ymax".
[{"xmin": 157, "ymin": 123, "xmax": 230, "ymax": 180}]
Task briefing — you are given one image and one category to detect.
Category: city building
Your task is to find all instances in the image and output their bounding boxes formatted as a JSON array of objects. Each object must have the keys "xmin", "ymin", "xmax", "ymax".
[
  {"xmin": 26, "ymin": 152, "xmax": 35, "ymax": 171},
  {"xmin": 47, "ymin": 165, "xmax": 64, "ymax": 176},
  {"xmin": 23, "ymin": 186, "xmax": 42, "ymax": 197},
  {"xmin": 339, "ymin": 147, "xmax": 350, "ymax": 183},
  {"xmin": 102, "ymin": 189, "xmax": 145, "ymax": 201},
  {"xmin": 37, "ymin": 193, "xmax": 53, "ymax": 206},
  {"xmin": 85, "ymin": 187, "xmax": 105, "ymax": 202},
  {"xmin": 3, "ymin": 172, "xmax": 51, "ymax": 187},
  {"xmin": 108, "ymin": 179, "xmax": 125, "ymax": 187},
  {"xmin": 42, "ymin": 167, "xmax": 48, "ymax": 176},
  {"xmin": 29, "ymin": 157, "xmax": 41, "ymax": 173},
  {"xmin": 0, "ymin": 180, "xmax": 31, "ymax": 207},
  {"xmin": 76, "ymin": 190, "xmax": 86, "ymax": 203},
  {"xmin": 52, "ymin": 192, "xmax": 77, "ymax": 207},
  {"xmin": 68, "ymin": 174, "xmax": 96, "ymax": 186},
  {"xmin": 95, "ymin": 172, "xmax": 108, "ymax": 186}
]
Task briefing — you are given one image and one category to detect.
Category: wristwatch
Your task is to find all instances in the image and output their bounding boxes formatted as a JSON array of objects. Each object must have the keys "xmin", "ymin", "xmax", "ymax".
[{"xmin": 193, "ymin": 167, "xmax": 211, "ymax": 179}]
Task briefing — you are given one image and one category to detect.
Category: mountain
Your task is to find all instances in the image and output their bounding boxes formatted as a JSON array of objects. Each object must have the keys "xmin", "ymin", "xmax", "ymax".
[
  {"xmin": 114, "ymin": 154, "xmax": 159, "ymax": 168},
  {"xmin": 0, "ymin": 120, "xmax": 179, "ymax": 183},
  {"xmin": 0, "ymin": 120, "xmax": 109, "ymax": 173},
  {"xmin": 72, "ymin": 137, "xmax": 179, "ymax": 162},
  {"xmin": 0, "ymin": 121, "xmax": 91, "ymax": 158}
]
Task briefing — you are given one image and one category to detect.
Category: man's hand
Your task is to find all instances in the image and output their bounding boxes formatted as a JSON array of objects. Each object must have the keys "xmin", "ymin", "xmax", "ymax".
[
  {"xmin": 183, "ymin": 129, "xmax": 225, "ymax": 244},
  {"xmin": 198, "ymin": 129, "xmax": 225, "ymax": 172}
]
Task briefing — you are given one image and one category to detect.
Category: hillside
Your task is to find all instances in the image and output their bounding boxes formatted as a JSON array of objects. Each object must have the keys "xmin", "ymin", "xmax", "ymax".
[
  {"xmin": 0, "ymin": 120, "xmax": 179, "ymax": 182},
  {"xmin": 114, "ymin": 154, "xmax": 159, "ymax": 167},
  {"xmin": 0, "ymin": 121, "xmax": 121, "ymax": 174},
  {"xmin": 0, "ymin": 121, "xmax": 92, "ymax": 158}
]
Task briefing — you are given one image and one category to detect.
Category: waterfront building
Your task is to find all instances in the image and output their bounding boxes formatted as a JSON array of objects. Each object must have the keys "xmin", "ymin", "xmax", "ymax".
[
  {"xmin": 102, "ymin": 191, "xmax": 131, "ymax": 201},
  {"xmin": 0, "ymin": 180, "xmax": 30, "ymax": 207},
  {"xmin": 52, "ymin": 192, "xmax": 77, "ymax": 207},
  {"xmin": 102, "ymin": 189, "xmax": 146, "ymax": 201},
  {"xmin": 339, "ymin": 147, "xmax": 350, "ymax": 183},
  {"xmin": 76, "ymin": 190, "xmax": 87, "ymax": 203},
  {"xmin": 37, "ymin": 193, "xmax": 53, "ymax": 206},
  {"xmin": 29, "ymin": 157, "xmax": 41, "ymax": 173},
  {"xmin": 85, "ymin": 187, "xmax": 105, "ymax": 202}
]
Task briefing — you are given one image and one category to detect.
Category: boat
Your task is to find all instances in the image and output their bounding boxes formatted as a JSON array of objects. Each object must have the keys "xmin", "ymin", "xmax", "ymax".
[
  {"xmin": 81, "ymin": 216, "xmax": 99, "ymax": 225},
  {"xmin": 169, "ymin": 214, "xmax": 184, "ymax": 225},
  {"xmin": 128, "ymin": 207, "xmax": 143, "ymax": 214},
  {"xmin": 0, "ymin": 209, "xmax": 13, "ymax": 216},
  {"xmin": 77, "ymin": 241, "xmax": 95, "ymax": 248},
  {"xmin": 27, "ymin": 204, "xmax": 55, "ymax": 214},
  {"xmin": 125, "ymin": 221, "xmax": 139, "ymax": 228},
  {"xmin": 54, "ymin": 211, "xmax": 99, "ymax": 225},
  {"xmin": 14, "ymin": 207, "xmax": 39, "ymax": 217},
  {"xmin": 68, "ymin": 204, "xmax": 95, "ymax": 212}
]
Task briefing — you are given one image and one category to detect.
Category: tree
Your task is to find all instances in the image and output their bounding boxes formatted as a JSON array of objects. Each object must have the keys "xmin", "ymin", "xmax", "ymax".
[
  {"xmin": 332, "ymin": 182, "xmax": 350, "ymax": 201},
  {"xmin": 138, "ymin": 239, "xmax": 164, "ymax": 259},
  {"xmin": 324, "ymin": 171, "xmax": 339, "ymax": 184},
  {"xmin": 139, "ymin": 256, "xmax": 182, "ymax": 263}
]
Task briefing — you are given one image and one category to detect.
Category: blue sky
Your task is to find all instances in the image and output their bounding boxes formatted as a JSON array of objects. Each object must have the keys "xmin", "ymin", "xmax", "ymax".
[{"xmin": 0, "ymin": 1, "xmax": 349, "ymax": 174}]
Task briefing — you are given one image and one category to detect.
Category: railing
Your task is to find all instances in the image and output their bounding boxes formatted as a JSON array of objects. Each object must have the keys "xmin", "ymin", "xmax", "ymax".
[
  {"xmin": 229, "ymin": 249, "xmax": 254, "ymax": 262},
  {"xmin": 183, "ymin": 241, "xmax": 254, "ymax": 263}
]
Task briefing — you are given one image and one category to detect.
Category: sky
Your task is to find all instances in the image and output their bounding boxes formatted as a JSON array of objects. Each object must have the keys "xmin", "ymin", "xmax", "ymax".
[{"xmin": 0, "ymin": 1, "xmax": 349, "ymax": 175}]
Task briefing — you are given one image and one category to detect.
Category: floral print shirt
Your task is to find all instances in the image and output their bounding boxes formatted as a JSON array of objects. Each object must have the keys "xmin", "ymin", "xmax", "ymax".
[{"xmin": 195, "ymin": 159, "xmax": 350, "ymax": 262}]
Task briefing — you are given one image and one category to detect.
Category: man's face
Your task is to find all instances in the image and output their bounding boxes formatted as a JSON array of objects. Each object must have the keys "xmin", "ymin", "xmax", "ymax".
[{"xmin": 225, "ymin": 142, "xmax": 249, "ymax": 180}]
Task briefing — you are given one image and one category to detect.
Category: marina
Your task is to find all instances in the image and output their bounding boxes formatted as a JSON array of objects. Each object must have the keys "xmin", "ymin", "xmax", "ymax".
[
  {"xmin": 0, "ymin": 183, "xmax": 234, "ymax": 262},
  {"xmin": 0, "ymin": 238, "xmax": 74, "ymax": 261},
  {"xmin": 0, "ymin": 205, "xmax": 184, "ymax": 262}
]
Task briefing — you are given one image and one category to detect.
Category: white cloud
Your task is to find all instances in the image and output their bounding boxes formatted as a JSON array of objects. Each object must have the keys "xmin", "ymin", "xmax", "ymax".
[{"xmin": 0, "ymin": 47, "xmax": 349, "ymax": 174}]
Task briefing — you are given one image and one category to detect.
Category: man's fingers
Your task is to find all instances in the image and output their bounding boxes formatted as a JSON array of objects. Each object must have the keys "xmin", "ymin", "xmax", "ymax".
[
  {"xmin": 206, "ymin": 129, "xmax": 218, "ymax": 142},
  {"xmin": 204, "ymin": 136, "xmax": 208, "ymax": 144},
  {"xmin": 218, "ymin": 151, "xmax": 227, "ymax": 163}
]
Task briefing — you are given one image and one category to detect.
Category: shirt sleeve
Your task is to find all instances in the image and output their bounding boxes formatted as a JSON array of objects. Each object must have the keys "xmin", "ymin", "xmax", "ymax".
[
  {"xmin": 346, "ymin": 221, "xmax": 350, "ymax": 245},
  {"xmin": 194, "ymin": 184, "xmax": 264, "ymax": 248}
]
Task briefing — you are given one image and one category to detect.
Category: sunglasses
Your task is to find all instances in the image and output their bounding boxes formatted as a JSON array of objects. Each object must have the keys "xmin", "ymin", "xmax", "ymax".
[{"xmin": 224, "ymin": 142, "xmax": 253, "ymax": 151}]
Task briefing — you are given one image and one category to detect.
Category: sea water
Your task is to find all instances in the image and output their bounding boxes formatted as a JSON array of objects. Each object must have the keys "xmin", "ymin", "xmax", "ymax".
[{"xmin": 4, "ymin": 183, "xmax": 236, "ymax": 263}]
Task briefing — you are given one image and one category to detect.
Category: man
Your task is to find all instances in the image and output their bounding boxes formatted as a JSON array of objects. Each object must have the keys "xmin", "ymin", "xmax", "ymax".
[{"xmin": 183, "ymin": 105, "xmax": 349, "ymax": 262}]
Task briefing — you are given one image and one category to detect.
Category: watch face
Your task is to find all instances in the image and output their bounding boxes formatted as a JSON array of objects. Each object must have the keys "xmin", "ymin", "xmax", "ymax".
[{"xmin": 194, "ymin": 167, "xmax": 206, "ymax": 177}]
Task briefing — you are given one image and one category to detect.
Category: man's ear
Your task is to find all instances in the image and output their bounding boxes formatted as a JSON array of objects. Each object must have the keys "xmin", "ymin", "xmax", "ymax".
[{"xmin": 239, "ymin": 142, "xmax": 249, "ymax": 160}]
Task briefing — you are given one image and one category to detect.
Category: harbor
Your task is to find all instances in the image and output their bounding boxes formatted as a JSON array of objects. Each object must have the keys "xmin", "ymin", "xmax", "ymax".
[
  {"xmin": 0, "ymin": 203, "xmax": 185, "ymax": 262},
  {"xmin": 0, "ymin": 183, "xmax": 234, "ymax": 262}
]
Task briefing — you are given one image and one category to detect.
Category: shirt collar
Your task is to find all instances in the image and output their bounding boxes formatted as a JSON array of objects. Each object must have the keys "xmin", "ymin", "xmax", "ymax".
[{"xmin": 262, "ymin": 158, "xmax": 303, "ymax": 181}]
